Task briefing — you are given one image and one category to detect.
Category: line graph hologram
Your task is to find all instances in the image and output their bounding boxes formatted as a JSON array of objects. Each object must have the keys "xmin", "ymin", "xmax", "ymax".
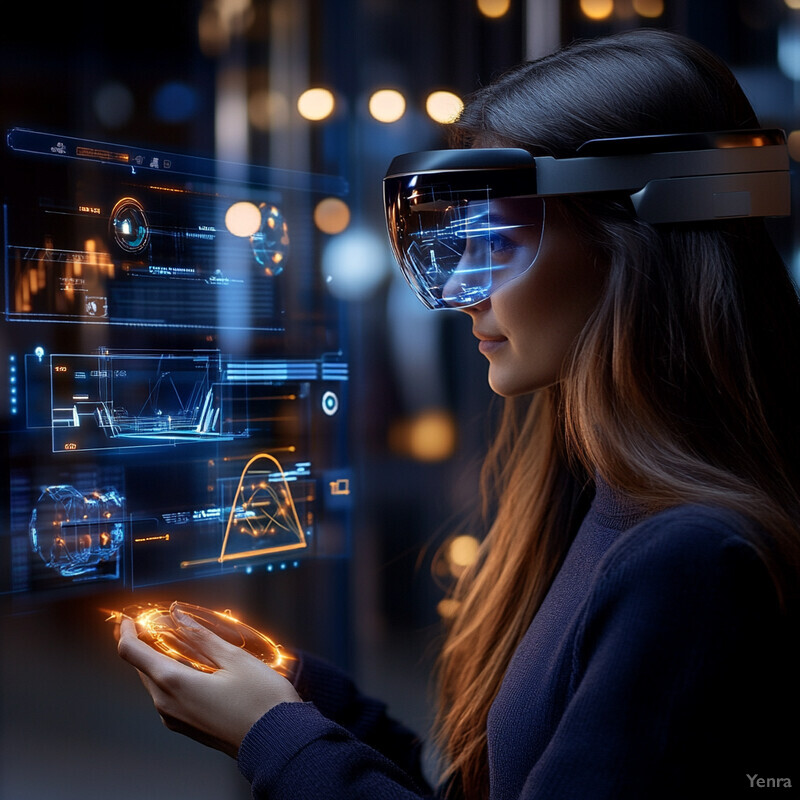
[{"xmin": 181, "ymin": 453, "xmax": 307, "ymax": 568}]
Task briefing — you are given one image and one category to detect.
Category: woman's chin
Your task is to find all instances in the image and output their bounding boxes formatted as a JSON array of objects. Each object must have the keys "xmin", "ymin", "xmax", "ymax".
[{"xmin": 487, "ymin": 365, "xmax": 554, "ymax": 398}]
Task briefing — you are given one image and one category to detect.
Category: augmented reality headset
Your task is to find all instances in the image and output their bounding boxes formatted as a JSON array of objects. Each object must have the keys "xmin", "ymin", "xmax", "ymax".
[{"xmin": 383, "ymin": 129, "xmax": 790, "ymax": 309}]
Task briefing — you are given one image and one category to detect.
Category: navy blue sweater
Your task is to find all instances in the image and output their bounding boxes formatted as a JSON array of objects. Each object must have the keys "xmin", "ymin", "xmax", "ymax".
[{"xmin": 238, "ymin": 481, "xmax": 798, "ymax": 798}]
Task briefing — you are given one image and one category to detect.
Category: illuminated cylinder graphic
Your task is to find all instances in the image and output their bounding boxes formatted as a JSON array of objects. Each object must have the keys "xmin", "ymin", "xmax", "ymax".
[
  {"xmin": 250, "ymin": 203, "xmax": 290, "ymax": 275},
  {"xmin": 29, "ymin": 485, "xmax": 125, "ymax": 577}
]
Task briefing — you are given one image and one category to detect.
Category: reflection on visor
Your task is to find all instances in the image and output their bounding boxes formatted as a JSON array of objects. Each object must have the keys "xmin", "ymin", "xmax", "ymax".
[{"xmin": 386, "ymin": 178, "xmax": 545, "ymax": 309}]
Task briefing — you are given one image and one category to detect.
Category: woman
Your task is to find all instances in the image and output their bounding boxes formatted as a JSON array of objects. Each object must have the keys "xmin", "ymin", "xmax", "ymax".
[{"xmin": 116, "ymin": 28, "xmax": 800, "ymax": 799}]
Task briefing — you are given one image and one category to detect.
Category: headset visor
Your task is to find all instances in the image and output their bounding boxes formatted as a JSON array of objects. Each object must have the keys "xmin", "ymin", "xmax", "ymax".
[
  {"xmin": 384, "ymin": 131, "xmax": 790, "ymax": 309},
  {"xmin": 384, "ymin": 170, "xmax": 545, "ymax": 309}
]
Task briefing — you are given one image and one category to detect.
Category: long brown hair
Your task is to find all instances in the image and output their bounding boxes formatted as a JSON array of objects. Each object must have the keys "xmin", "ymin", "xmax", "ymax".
[{"xmin": 434, "ymin": 29, "xmax": 800, "ymax": 799}]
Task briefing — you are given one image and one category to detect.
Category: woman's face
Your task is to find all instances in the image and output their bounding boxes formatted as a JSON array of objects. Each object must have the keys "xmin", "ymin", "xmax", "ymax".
[{"xmin": 456, "ymin": 199, "xmax": 606, "ymax": 397}]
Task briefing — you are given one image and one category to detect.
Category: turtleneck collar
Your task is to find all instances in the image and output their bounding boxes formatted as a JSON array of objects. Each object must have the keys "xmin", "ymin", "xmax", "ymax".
[{"xmin": 589, "ymin": 473, "xmax": 649, "ymax": 532}]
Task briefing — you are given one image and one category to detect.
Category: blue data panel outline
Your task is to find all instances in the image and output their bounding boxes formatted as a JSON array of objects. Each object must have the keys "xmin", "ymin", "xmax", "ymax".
[{"xmin": 0, "ymin": 130, "xmax": 351, "ymax": 602}]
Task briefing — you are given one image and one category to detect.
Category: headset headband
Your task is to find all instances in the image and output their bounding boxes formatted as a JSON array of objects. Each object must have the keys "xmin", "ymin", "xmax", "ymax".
[{"xmin": 383, "ymin": 129, "xmax": 790, "ymax": 223}]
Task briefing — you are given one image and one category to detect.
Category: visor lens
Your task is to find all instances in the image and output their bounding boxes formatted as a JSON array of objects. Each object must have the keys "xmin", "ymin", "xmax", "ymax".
[{"xmin": 385, "ymin": 175, "xmax": 545, "ymax": 309}]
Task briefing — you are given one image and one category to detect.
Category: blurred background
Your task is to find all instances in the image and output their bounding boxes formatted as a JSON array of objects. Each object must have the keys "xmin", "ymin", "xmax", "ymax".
[{"xmin": 1, "ymin": 1, "xmax": 798, "ymax": 797}]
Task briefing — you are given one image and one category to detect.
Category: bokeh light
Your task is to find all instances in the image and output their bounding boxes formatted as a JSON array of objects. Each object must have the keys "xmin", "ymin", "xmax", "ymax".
[
  {"xmin": 248, "ymin": 89, "xmax": 290, "ymax": 131},
  {"xmin": 580, "ymin": 0, "xmax": 614, "ymax": 19},
  {"xmin": 425, "ymin": 91, "xmax": 464, "ymax": 124},
  {"xmin": 314, "ymin": 197, "xmax": 351, "ymax": 234},
  {"xmin": 198, "ymin": 0, "xmax": 254, "ymax": 56},
  {"xmin": 407, "ymin": 409, "xmax": 457, "ymax": 461},
  {"xmin": 389, "ymin": 409, "xmax": 457, "ymax": 462},
  {"xmin": 785, "ymin": 0, "xmax": 800, "ymax": 9},
  {"xmin": 368, "ymin": 89, "xmax": 406, "ymax": 123},
  {"xmin": 632, "ymin": 0, "xmax": 663, "ymax": 17},
  {"xmin": 477, "ymin": 0, "xmax": 511, "ymax": 18},
  {"xmin": 297, "ymin": 88, "xmax": 335, "ymax": 121},
  {"xmin": 322, "ymin": 227, "xmax": 390, "ymax": 300},
  {"xmin": 437, "ymin": 598, "xmax": 460, "ymax": 618},
  {"xmin": 448, "ymin": 535, "xmax": 480, "ymax": 569},
  {"xmin": 225, "ymin": 201, "xmax": 262, "ymax": 238}
]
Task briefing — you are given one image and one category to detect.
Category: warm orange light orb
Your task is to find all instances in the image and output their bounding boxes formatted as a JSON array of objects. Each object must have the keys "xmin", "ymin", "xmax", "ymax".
[
  {"xmin": 580, "ymin": 0, "xmax": 614, "ymax": 20},
  {"xmin": 314, "ymin": 197, "xmax": 351, "ymax": 234},
  {"xmin": 368, "ymin": 89, "xmax": 406, "ymax": 123},
  {"xmin": 425, "ymin": 91, "xmax": 464, "ymax": 124},
  {"xmin": 225, "ymin": 201, "xmax": 262, "ymax": 237},
  {"xmin": 449, "ymin": 534, "xmax": 480, "ymax": 568},
  {"xmin": 477, "ymin": 0, "xmax": 511, "ymax": 17},
  {"xmin": 633, "ymin": 0, "xmax": 663, "ymax": 17},
  {"xmin": 297, "ymin": 88, "xmax": 335, "ymax": 121},
  {"xmin": 389, "ymin": 408, "xmax": 457, "ymax": 461}
]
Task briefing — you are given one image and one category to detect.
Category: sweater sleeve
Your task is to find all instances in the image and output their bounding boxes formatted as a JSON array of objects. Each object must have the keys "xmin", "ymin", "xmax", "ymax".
[
  {"xmin": 237, "ymin": 702, "xmax": 435, "ymax": 799},
  {"xmin": 290, "ymin": 650, "xmax": 431, "ymax": 786},
  {"xmin": 518, "ymin": 506, "xmax": 796, "ymax": 800},
  {"xmin": 237, "ymin": 652, "xmax": 435, "ymax": 799}
]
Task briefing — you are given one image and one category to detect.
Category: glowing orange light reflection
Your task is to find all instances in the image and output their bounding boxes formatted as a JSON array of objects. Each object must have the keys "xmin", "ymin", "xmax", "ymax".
[{"xmin": 109, "ymin": 601, "xmax": 291, "ymax": 676}]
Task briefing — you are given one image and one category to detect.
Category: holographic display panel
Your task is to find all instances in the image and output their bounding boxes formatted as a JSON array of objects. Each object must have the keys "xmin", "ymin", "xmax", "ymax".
[{"xmin": 0, "ymin": 130, "xmax": 351, "ymax": 599}]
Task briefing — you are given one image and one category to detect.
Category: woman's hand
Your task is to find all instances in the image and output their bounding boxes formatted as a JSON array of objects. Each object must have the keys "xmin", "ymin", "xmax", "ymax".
[{"xmin": 116, "ymin": 610, "xmax": 302, "ymax": 758}]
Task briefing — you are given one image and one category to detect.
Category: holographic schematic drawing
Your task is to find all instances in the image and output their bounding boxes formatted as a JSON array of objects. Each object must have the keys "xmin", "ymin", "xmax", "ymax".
[
  {"xmin": 48, "ymin": 351, "xmax": 228, "ymax": 453},
  {"xmin": 29, "ymin": 484, "xmax": 125, "ymax": 578}
]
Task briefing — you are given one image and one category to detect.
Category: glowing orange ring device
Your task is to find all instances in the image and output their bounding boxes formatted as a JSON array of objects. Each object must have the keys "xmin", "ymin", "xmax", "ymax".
[{"xmin": 123, "ymin": 601, "xmax": 290, "ymax": 675}]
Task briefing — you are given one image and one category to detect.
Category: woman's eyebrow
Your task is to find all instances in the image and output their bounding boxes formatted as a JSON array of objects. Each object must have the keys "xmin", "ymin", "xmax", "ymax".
[{"xmin": 461, "ymin": 207, "xmax": 515, "ymax": 230}]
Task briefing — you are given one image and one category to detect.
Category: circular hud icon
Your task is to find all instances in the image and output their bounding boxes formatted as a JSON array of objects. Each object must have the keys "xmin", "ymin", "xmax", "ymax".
[{"xmin": 110, "ymin": 197, "xmax": 150, "ymax": 252}]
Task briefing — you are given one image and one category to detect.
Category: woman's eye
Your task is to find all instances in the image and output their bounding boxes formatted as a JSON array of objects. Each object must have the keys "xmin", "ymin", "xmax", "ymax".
[
  {"xmin": 463, "ymin": 232, "xmax": 516, "ymax": 260},
  {"xmin": 488, "ymin": 232, "xmax": 514, "ymax": 254}
]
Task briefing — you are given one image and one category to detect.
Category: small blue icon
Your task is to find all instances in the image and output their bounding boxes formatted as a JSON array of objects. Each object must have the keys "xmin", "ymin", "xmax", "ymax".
[{"xmin": 322, "ymin": 390, "xmax": 339, "ymax": 416}]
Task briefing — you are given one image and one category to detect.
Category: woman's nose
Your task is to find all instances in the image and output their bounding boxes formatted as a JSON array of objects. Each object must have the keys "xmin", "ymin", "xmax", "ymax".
[
  {"xmin": 460, "ymin": 295, "xmax": 491, "ymax": 315},
  {"xmin": 441, "ymin": 249, "xmax": 487, "ymax": 308}
]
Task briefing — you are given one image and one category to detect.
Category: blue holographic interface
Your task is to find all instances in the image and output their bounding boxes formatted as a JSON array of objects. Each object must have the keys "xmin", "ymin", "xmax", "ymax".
[{"xmin": 0, "ymin": 129, "xmax": 352, "ymax": 597}]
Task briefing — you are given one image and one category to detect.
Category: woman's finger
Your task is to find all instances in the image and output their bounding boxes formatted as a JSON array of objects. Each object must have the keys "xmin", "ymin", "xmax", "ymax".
[
  {"xmin": 117, "ymin": 617, "xmax": 187, "ymax": 676},
  {"xmin": 170, "ymin": 608, "xmax": 261, "ymax": 670}
]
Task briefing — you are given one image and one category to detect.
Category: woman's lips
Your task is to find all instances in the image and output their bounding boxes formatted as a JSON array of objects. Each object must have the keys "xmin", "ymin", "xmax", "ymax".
[{"xmin": 476, "ymin": 334, "xmax": 507, "ymax": 355}]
